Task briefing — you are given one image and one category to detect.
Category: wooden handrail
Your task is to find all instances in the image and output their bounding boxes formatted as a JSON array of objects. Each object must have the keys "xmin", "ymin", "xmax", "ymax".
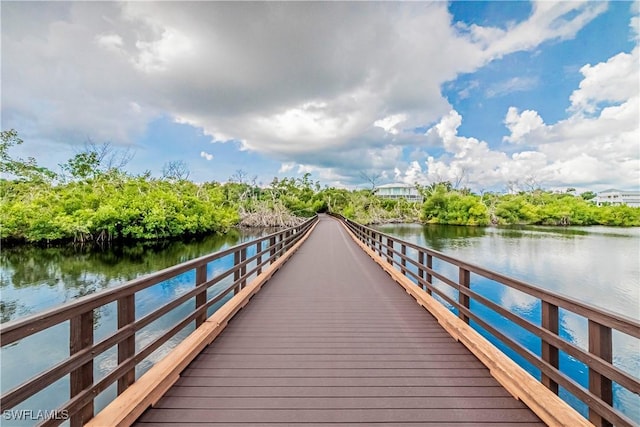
[
  {"xmin": 0, "ymin": 216, "xmax": 317, "ymax": 426},
  {"xmin": 329, "ymin": 213, "xmax": 639, "ymax": 427}
]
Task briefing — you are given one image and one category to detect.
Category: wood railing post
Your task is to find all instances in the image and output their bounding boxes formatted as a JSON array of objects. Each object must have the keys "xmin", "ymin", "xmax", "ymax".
[
  {"xmin": 386, "ymin": 238, "xmax": 393, "ymax": 265},
  {"xmin": 400, "ymin": 244, "xmax": 407, "ymax": 275},
  {"xmin": 541, "ymin": 301, "xmax": 559, "ymax": 394},
  {"xmin": 240, "ymin": 247, "xmax": 247, "ymax": 289},
  {"xmin": 378, "ymin": 233, "xmax": 382, "ymax": 256},
  {"xmin": 270, "ymin": 236, "xmax": 276, "ymax": 259},
  {"xmin": 233, "ymin": 250, "xmax": 241, "ymax": 295},
  {"xmin": 588, "ymin": 320, "xmax": 613, "ymax": 427},
  {"xmin": 458, "ymin": 267, "xmax": 470, "ymax": 323},
  {"xmin": 70, "ymin": 311, "xmax": 94, "ymax": 427},
  {"xmin": 195, "ymin": 265, "xmax": 207, "ymax": 328},
  {"xmin": 418, "ymin": 251, "xmax": 425, "ymax": 291},
  {"xmin": 117, "ymin": 295, "xmax": 135, "ymax": 395},
  {"xmin": 256, "ymin": 241, "xmax": 263, "ymax": 275},
  {"xmin": 426, "ymin": 254, "xmax": 433, "ymax": 295}
]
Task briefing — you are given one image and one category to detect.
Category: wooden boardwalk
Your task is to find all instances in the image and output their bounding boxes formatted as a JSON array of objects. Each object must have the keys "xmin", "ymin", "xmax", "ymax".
[{"xmin": 134, "ymin": 215, "xmax": 543, "ymax": 426}]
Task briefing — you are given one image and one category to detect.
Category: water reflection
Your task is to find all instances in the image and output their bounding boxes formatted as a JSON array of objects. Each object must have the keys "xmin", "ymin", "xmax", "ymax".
[
  {"xmin": 0, "ymin": 228, "xmax": 277, "ymax": 425},
  {"xmin": 375, "ymin": 223, "xmax": 486, "ymax": 252},
  {"xmin": 374, "ymin": 223, "xmax": 640, "ymax": 423},
  {"xmin": 0, "ymin": 229, "xmax": 275, "ymax": 324}
]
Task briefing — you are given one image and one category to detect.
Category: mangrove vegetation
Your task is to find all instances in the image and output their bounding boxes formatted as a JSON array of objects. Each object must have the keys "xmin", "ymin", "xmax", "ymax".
[{"xmin": 1, "ymin": 129, "xmax": 639, "ymax": 244}]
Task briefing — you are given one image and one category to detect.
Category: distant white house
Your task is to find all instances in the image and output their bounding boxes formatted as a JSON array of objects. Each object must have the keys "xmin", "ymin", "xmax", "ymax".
[
  {"xmin": 374, "ymin": 183, "xmax": 422, "ymax": 202},
  {"xmin": 594, "ymin": 189, "xmax": 640, "ymax": 207}
]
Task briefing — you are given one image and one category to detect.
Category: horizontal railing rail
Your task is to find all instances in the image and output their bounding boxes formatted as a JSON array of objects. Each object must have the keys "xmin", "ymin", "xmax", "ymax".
[
  {"xmin": 330, "ymin": 213, "xmax": 639, "ymax": 427},
  {"xmin": 0, "ymin": 216, "xmax": 317, "ymax": 427}
]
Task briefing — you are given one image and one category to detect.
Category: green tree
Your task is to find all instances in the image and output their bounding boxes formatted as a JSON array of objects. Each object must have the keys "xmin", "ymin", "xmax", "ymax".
[{"xmin": 1, "ymin": 129, "xmax": 55, "ymax": 182}]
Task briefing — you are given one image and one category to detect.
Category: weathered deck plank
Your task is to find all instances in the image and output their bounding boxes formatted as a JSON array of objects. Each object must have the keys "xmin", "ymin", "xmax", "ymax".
[{"xmin": 134, "ymin": 215, "xmax": 543, "ymax": 426}]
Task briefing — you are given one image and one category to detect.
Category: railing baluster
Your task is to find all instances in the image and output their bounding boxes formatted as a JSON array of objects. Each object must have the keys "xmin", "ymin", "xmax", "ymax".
[
  {"xmin": 256, "ymin": 241, "xmax": 263, "ymax": 275},
  {"xmin": 588, "ymin": 320, "xmax": 613, "ymax": 427},
  {"xmin": 418, "ymin": 251, "xmax": 425, "ymax": 291},
  {"xmin": 233, "ymin": 250, "xmax": 241, "ymax": 295},
  {"xmin": 426, "ymin": 254, "xmax": 433, "ymax": 295},
  {"xmin": 240, "ymin": 247, "xmax": 247, "ymax": 289},
  {"xmin": 458, "ymin": 267, "xmax": 470, "ymax": 323},
  {"xmin": 117, "ymin": 295, "xmax": 135, "ymax": 395},
  {"xmin": 3, "ymin": 216, "xmax": 639, "ymax": 427},
  {"xmin": 195, "ymin": 265, "xmax": 207, "ymax": 327},
  {"xmin": 541, "ymin": 301, "xmax": 559, "ymax": 394},
  {"xmin": 270, "ymin": 236, "xmax": 276, "ymax": 259},
  {"xmin": 70, "ymin": 311, "xmax": 94, "ymax": 427}
]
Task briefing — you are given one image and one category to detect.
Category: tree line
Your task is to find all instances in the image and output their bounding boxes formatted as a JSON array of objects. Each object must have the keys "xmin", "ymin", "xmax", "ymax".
[{"xmin": 1, "ymin": 130, "xmax": 638, "ymax": 244}]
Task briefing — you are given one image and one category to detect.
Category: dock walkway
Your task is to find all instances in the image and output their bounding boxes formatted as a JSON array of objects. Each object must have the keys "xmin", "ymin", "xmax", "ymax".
[{"xmin": 134, "ymin": 215, "xmax": 543, "ymax": 426}]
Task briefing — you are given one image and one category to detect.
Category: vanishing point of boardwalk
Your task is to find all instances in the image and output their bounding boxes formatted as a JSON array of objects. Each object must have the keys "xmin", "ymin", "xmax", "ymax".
[{"xmin": 134, "ymin": 215, "xmax": 543, "ymax": 426}]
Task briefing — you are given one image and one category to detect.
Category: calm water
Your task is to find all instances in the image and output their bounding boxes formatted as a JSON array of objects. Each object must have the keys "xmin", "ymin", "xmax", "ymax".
[
  {"xmin": 0, "ymin": 228, "xmax": 276, "ymax": 425},
  {"xmin": 1, "ymin": 225, "xmax": 638, "ymax": 424},
  {"xmin": 374, "ymin": 223, "xmax": 640, "ymax": 423}
]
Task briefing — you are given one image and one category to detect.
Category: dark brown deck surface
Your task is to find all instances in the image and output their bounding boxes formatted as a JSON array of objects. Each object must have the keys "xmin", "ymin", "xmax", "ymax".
[{"xmin": 135, "ymin": 215, "xmax": 544, "ymax": 426}]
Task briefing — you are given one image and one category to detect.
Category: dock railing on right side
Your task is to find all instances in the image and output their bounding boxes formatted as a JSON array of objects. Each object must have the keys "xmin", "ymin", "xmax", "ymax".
[{"xmin": 330, "ymin": 213, "xmax": 639, "ymax": 427}]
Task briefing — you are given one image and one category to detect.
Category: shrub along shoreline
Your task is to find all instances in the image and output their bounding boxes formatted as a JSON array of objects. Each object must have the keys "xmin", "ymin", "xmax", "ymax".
[
  {"xmin": 2, "ymin": 130, "xmax": 638, "ymax": 245},
  {"xmin": 3, "ymin": 176, "xmax": 638, "ymax": 246}
]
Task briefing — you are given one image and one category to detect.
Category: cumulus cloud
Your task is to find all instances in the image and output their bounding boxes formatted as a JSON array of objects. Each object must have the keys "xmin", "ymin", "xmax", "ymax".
[
  {"xmin": 278, "ymin": 163, "xmax": 295, "ymax": 174},
  {"xmin": 503, "ymin": 107, "xmax": 545, "ymax": 144},
  {"xmin": 419, "ymin": 52, "xmax": 639, "ymax": 191},
  {"xmin": 569, "ymin": 47, "xmax": 640, "ymax": 114},
  {"xmin": 423, "ymin": 110, "xmax": 510, "ymax": 188},
  {"xmin": 3, "ymin": 3, "xmax": 602, "ymax": 146},
  {"xmin": 200, "ymin": 151, "xmax": 213, "ymax": 161},
  {"xmin": 2, "ymin": 1, "xmax": 632, "ymax": 190},
  {"xmin": 631, "ymin": 1, "xmax": 640, "ymax": 41},
  {"xmin": 374, "ymin": 114, "xmax": 408, "ymax": 136}
]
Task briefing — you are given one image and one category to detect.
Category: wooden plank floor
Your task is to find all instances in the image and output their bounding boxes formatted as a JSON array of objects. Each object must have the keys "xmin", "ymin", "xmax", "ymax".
[{"xmin": 135, "ymin": 215, "xmax": 544, "ymax": 426}]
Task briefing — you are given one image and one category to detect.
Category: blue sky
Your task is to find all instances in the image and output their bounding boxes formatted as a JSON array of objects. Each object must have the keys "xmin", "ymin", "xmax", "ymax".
[{"xmin": 2, "ymin": 1, "xmax": 638, "ymax": 192}]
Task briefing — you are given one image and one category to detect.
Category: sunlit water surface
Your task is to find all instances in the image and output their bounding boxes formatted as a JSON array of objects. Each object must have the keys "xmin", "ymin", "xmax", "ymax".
[
  {"xmin": 374, "ymin": 223, "xmax": 640, "ymax": 423},
  {"xmin": 1, "ymin": 224, "xmax": 638, "ymax": 424},
  {"xmin": 0, "ymin": 228, "xmax": 276, "ymax": 425}
]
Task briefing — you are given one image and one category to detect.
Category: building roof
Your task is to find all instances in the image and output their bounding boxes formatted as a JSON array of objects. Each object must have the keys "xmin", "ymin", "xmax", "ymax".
[
  {"xmin": 598, "ymin": 189, "xmax": 622, "ymax": 194},
  {"xmin": 375, "ymin": 182, "xmax": 415, "ymax": 189}
]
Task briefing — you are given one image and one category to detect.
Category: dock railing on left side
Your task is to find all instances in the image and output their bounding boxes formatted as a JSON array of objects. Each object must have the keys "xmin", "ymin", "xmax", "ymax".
[{"xmin": 0, "ymin": 216, "xmax": 317, "ymax": 427}]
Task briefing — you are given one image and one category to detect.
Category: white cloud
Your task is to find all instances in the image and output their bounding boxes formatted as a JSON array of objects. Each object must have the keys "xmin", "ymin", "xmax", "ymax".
[
  {"xmin": 2, "ymin": 2, "xmax": 603, "ymax": 149},
  {"xmin": 503, "ymin": 107, "xmax": 545, "ymax": 144},
  {"xmin": 569, "ymin": 47, "xmax": 640, "ymax": 114},
  {"xmin": 374, "ymin": 114, "xmax": 408, "ymax": 135},
  {"xmin": 418, "ymin": 56, "xmax": 639, "ymax": 191},
  {"xmin": 486, "ymin": 77, "xmax": 538, "ymax": 98},
  {"xmin": 96, "ymin": 33, "xmax": 124, "ymax": 52},
  {"xmin": 465, "ymin": 1, "xmax": 608, "ymax": 59},
  {"xmin": 631, "ymin": 1, "xmax": 640, "ymax": 41},
  {"xmin": 200, "ymin": 151, "xmax": 213, "ymax": 161},
  {"xmin": 134, "ymin": 27, "xmax": 195, "ymax": 73},
  {"xmin": 3, "ymin": 1, "xmax": 632, "ymax": 191},
  {"xmin": 278, "ymin": 162, "xmax": 295, "ymax": 174}
]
